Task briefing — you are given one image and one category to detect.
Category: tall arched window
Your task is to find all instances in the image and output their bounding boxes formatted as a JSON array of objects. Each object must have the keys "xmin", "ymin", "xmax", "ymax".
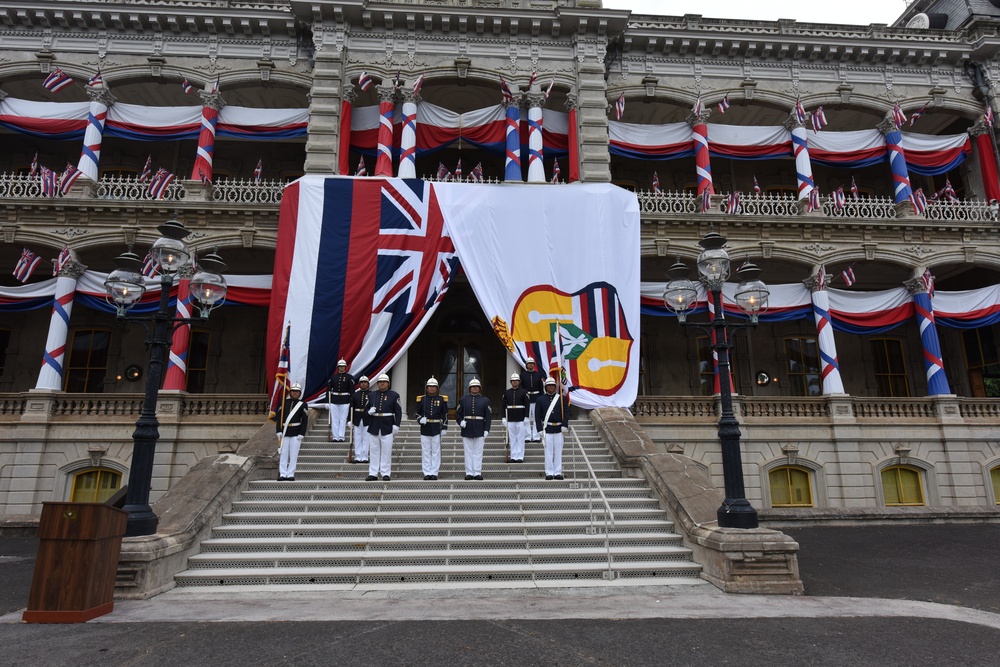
[
  {"xmin": 881, "ymin": 465, "xmax": 924, "ymax": 506},
  {"xmin": 70, "ymin": 468, "xmax": 122, "ymax": 503},
  {"xmin": 991, "ymin": 466, "xmax": 1000, "ymax": 505},
  {"xmin": 768, "ymin": 466, "xmax": 813, "ymax": 507}
]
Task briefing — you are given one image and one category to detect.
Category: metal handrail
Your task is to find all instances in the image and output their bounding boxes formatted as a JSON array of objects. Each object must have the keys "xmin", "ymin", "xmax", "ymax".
[{"xmin": 567, "ymin": 424, "xmax": 616, "ymax": 579}]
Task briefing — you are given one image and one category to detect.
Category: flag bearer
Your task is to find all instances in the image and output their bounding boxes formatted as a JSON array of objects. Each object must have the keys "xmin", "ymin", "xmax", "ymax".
[
  {"xmin": 350, "ymin": 375, "xmax": 371, "ymax": 464},
  {"xmin": 275, "ymin": 383, "xmax": 308, "ymax": 481},
  {"xmin": 535, "ymin": 377, "xmax": 569, "ymax": 480},
  {"xmin": 415, "ymin": 377, "xmax": 448, "ymax": 480},
  {"xmin": 502, "ymin": 373, "xmax": 531, "ymax": 463},
  {"xmin": 326, "ymin": 359, "xmax": 356, "ymax": 442},
  {"xmin": 520, "ymin": 357, "xmax": 545, "ymax": 442},
  {"xmin": 366, "ymin": 373, "xmax": 401, "ymax": 481},
  {"xmin": 456, "ymin": 378, "xmax": 491, "ymax": 480}
]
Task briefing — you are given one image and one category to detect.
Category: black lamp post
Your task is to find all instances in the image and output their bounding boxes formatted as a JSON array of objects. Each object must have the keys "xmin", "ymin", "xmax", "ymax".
[
  {"xmin": 104, "ymin": 218, "xmax": 228, "ymax": 536},
  {"xmin": 662, "ymin": 230, "xmax": 769, "ymax": 529}
]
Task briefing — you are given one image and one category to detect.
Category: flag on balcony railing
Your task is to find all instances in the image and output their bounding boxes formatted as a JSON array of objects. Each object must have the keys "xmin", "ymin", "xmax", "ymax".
[
  {"xmin": 12, "ymin": 247, "xmax": 42, "ymax": 283},
  {"xmin": 941, "ymin": 177, "xmax": 959, "ymax": 202},
  {"xmin": 53, "ymin": 245, "xmax": 71, "ymax": 277},
  {"xmin": 841, "ymin": 265, "xmax": 857, "ymax": 286},
  {"xmin": 794, "ymin": 98, "xmax": 807, "ymax": 123},
  {"xmin": 358, "ymin": 71, "xmax": 373, "ymax": 92},
  {"xmin": 87, "ymin": 69, "xmax": 103, "ymax": 87},
  {"xmin": 436, "ymin": 162, "xmax": 452, "ymax": 181},
  {"xmin": 651, "ymin": 171, "xmax": 660, "ymax": 194},
  {"xmin": 700, "ymin": 188, "xmax": 711, "ymax": 213},
  {"xmin": 42, "ymin": 68, "xmax": 74, "ymax": 93},
  {"xmin": 832, "ymin": 186, "xmax": 846, "ymax": 211},
  {"xmin": 615, "ymin": 93, "xmax": 626, "ymax": 121},
  {"xmin": 850, "ymin": 176, "xmax": 860, "ymax": 199},
  {"xmin": 29, "ymin": 152, "xmax": 38, "ymax": 177},
  {"xmin": 139, "ymin": 155, "xmax": 152, "ymax": 182},
  {"xmin": 199, "ymin": 167, "xmax": 212, "ymax": 185},
  {"xmin": 471, "ymin": 162, "xmax": 485, "ymax": 183},
  {"xmin": 40, "ymin": 167, "xmax": 59, "ymax": 198},
  {"xmin": 807, "ymin": 187, "xmax": 821, "ymax": 212},
  {"xmin": 910, "ymin": 187, "xmax": 928, "ymax": 214},
  {"xmin": 454, "ymin": 159, "xmax": 463, "ymax": 181},
  {"xmin": 181, "ymin": 78, "xmax": 193, "ymax": 94},
  {"xmin": 717, "ymin": 95, "xmax": 730, "ymax": 114},
  {"xmin": 552, "ymin": 159, "xmax": 562, "ymax": 183},
  {"xmin": 355, "ymin": 156, "xmax": 367, "ymax": 177},
  {"xmin": 909, "ymin": 105, "xmax": 926, "ymax": 126},
  {"xmin": 147, "ymin": 167, "xmax": 174, "ymax": 200},
  {"xmin": 141, "ymin": 250, "xmax": 159, "ymax": 278},
  {"xmin": 254, "ymin": 158, "xmax": 263, "ymax": 184},
  {"xmin": 60, "ymin": 163, "xmax": 82, "ymax": 194},
  {"xmin": 811, "ymin": 106, "xmax": 827, "ymax": 131},
  {"xmin": 500, "ymin": 76, "xmax": 514, "ymax": 103},
  {"xmin": 726, "ymin": 191, "xmax": 741, "ymax": 215},
  {"xmin": 753, "ymin": 175, "xmax": 761, "ymax": 195},
  {"xmin": 268, "ymin": 322, "xmax": 292, "ymax": 422},
  {"xmin": 892, "ymin": 102, "xmax": 907, "ymax": 129},
  {"xmin": 921, "ymin": 268, "xmax": 935, "ymax": 298}
]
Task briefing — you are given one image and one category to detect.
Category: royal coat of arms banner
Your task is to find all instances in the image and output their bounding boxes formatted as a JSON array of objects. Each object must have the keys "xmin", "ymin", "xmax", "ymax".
[{"xmin": 268, "ymin": 175, "xmax": 640, "ymax": 409}]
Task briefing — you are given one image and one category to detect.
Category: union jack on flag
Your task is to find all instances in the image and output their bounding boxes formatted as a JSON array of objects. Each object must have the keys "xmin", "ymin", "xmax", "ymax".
[
  {"xmin": 892, "ymin": 102, "xmax": 907, "ymax": 129},
  {"xmin": 356, "ymin": 156, "xmax": 367, "ymax": 177},
  {"xmin": 471, "ymin": 162, "xmax": 485, "ymax": 183},
  {"xmin": 841, "ymin": 266, "xmax": 857, "ymax": 286},
  {"xmin": 850, "ymin": 176, "xmax": 860, "ymax": 199},
  {"xmin": 700, "ymin": 188, "xmax": 712, "ymax": 213},
  {"xmin": 358, "ymin": 71, "xmax": 373, "ymax": 92},
  {"xmin": 726, "ymin": 191, "xmax": 741, "ymax": 215},
  {"xmin": 181, "ymin": 79, "xmax": 193, "ymax": 94},
  {"xmin": 29, "ymin": 152, "xmax": 38, "ymax": 178},
  {"xmin": 42, "ymin": 68, "xmax": 73, "ymax": 93},
  {"xmin": 141, "ymin": 250, "xmax": 159, "ymax": 278},
  {"xmin": 551, "ymin": 160, "xmax": 562, "ymax": 184},
  {"xmin": 941, "ymin": 177, "xmax": 959, "ymax": 202},
  {"xmin": 651, "ymin": 171, "xmax": 661, "ymax": 194},
  {"xmin": 254, "ymin": 158, "xmax": 263, "ymax": 184},
  {"xmin": 615, "ymin": 93, "xmax": 626, "ymax": 121},
  {"xmin": 717, "ymin": 95, "xmax": 730, "ymax": 114},
  {"xmin": 268, "ymin": 322, "xmax": 292, "ymax": 422},
  {"xmin": 13, "ymin": 247, "xmax": 42, "ymax": 283},
  {"xmin": 794, "ymin": 98, "xmax": 807, "ymax": 123},
  {"xmin": 139, "ymin": 155, "xmax": 153, "ymax": 182},
  {"xmin": 985, "ymin": 105, "xmax": 995, "ymax": 127},
  {"xmin": 910, "ymin": 188, "xmax": 928, "ymax": 215},
  {"xmin": 436, "ymin": 162, "xmax": 452, "ymax": 181},
  {"xmin": 60, "ymin": 163, "xmax": 82, "ymax": 194},
  {"xmin": 753, "ymin": 176, "xmax": 761, "ymax": 195},
  {"xmin": 909, "ymin": 105, "xmax": 926, "ymax": 126},
  {"xmin": 40, "ymin": 167, "xmax": 59, "ymax": 198},
  {"xmin": 147, "ymin": 167, "xmax": 175, "ymax": 200},
  {"xmin": 832, "ymin": 186, "xmax": 846, "ymax": 211},
  {"xmin": 500, "ymin": 76, "xmax": 515, "ymax": 103},
  {"xmin": 53, "ymin": 246, "xmax": 71, "ymax": 277},
  {"xmin": 807, "ymin": 187, "xmax": 821, "ymax": 213},
  {"xmin": 811, "ymin": 106, "xmax": 827, "ymax": 131},
  {"xmin": 87, "ymin": 69, "xmax": 102, "ymax": 87}
]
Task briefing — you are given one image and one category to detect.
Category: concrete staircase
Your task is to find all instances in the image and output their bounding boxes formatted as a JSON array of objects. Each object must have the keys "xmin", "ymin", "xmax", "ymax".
[{"xmin": 173, "ymin": 415, "xmax": 705, "ymax": 589}]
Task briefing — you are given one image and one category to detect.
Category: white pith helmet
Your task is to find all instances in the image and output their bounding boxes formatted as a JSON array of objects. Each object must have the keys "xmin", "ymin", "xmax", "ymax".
[
  {"xmin": 526, "ymin": 357, "xmax": 536, "ymax": 364},
  {"xmin": 426, "ymin": 377, "xmax": 439, "ymax": 387},
  {"xmin": 510, "ymin": 373, "xmax": 521, "ymax": 382},
  {"xmin": 377, "ymin": 373, "xmax": 390, "ymax": 383},
  {"xmin": 358, "ymin": 376, "xmax": 369, "ymax": 383},
  {"xmin": 337, "ymin": 359, "xmax": 347, "ymax": 367},
  {"xmin": 468, "ymin": 378, "xmax": 481, "ymax": 388},
  {"xmin": 290, "ymin": 383, "xmax": 302, "ymax": 391},
  {"xmin": 544, "ymin": 377, "xmax": 557, "ymax": 387}
]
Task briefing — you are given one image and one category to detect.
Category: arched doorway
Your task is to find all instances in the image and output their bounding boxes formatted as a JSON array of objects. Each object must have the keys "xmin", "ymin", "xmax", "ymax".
[{"xmin": 407, "ymin": 281, "xmax": 507, "ymax": 415}]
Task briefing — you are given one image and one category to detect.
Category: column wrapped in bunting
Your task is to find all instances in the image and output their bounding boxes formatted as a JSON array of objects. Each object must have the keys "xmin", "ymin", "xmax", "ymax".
[
  {"xmin": 504, "ymin": 90, "xmax": 523, "ymax": 182},
  {"xmin": 910, "ymin": 281, "xmax": 950, "ymax": 396},
  {"xmin": 789, "ymin": 117, "xmax": 815, "ymax": 201},
  {"xmin": 338, "ymin": 88, "xmax": 357, "ymax": 175},
  {"xmin": 398, "ymin": 89, "xmax": 419, "ymax": 179},
  {"xmin": 374, "ymin": 84, "xmax": 397, "ymax": 177},
  {"xmin": 809, "ymin": 278, "xmax": 845, "ymax": 394},
  {"xmin": 879, "ymin": 118, "xmax": 914, "ymax": 205},
  {"xmin": 565, "ymin": 94, "xmax": 580, "ymax": 183},
  {"xmin": 526, "ymin": 90, "xmax": 546, "ymax": 182},
  {"xmin": 190, "ymin": 85, "xmax": 225, "ymax": 182},
  {"xmin": 35, "ymin": 260, "xmax": 85, "ymax": 391},
  {"xmin": 689, "ymin": 109, "xmax": 714, "ymax": 201},
  {"xmin": 162, "ymin": 270, "xmax": 193, "ymax": 391},
  {"xmin": 76, "ymin": 86, "xmax": 114, "ymax": 182},
  {"xmin": 969, "ymin": 121, "xmax": 1000, "ymax": 203}
]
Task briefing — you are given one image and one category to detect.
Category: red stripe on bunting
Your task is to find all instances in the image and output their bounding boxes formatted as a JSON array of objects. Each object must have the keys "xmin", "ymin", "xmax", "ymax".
[
  {"xmin": 339, "ymin": 180, "xmax": 383, "ymax": 364},
  {"xmin": 266, "ymin": 180, "xmax": 300, "ymax": 382}
]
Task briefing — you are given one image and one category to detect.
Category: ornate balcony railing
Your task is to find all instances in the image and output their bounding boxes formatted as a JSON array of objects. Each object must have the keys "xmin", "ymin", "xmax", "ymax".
[
  {"xmin": 97, "ymin": 173, "xmax": 187, "ymax": 202},
  {"xmin": 0, "ymin": 392, "xmax": 270, "ymax": 420},
  {"xmin": 211, "ymin": 177, "xmax": 285, "ymax": 205}
]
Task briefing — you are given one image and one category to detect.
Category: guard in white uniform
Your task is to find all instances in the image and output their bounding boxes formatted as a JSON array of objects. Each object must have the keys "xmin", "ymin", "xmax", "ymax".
[
  {"xmin": 326, "ymin": 359, "xmax": 355, "ymax": 442},
  {"xmin": 502, "ymin": 373, "xmax": 530, "ymax": 462},
  {"xmin": 535, "ymin": 377, "xmax": 569, "ymax": 480},
  {"xmin": 366, "ymin": 373, "xmax": 401, "ymax": 481},
  {"xmin": 350, "ymin": 375, "xmax": 371, "ymax": 463},
  {"xmin": 456, "ymin": 378, "xmax": 491, "ymax": 480},
  {"xmin": 414, "ymin": 377, "xmax": 448, "ymax": 480},
  {"xmin": 275, "ymin": 383, "xmax": 308, "ymax": 481}
]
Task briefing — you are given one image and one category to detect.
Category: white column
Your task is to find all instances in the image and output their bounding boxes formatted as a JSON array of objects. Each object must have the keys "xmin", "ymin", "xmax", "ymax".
[
  {"xmin": 35, "ymin": 260, "xmax": 85, "ymax": 390},
  {"xmin": 76, "ymin": 87, "xmax": 114, "ymax": 182},
  {"xmin": 398, "ymin": 89, "xmax": 418, "ymax": 179},
  {"xmin": 808, "ymin": 272, "xmax": 845, "ymax": 395},
  {"xmin": 526, "ymin": 90, "xmax": 546, "ymax": 183}
]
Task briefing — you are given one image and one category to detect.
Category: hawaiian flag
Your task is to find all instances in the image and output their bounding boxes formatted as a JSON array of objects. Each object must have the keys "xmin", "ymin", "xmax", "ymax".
[
  {"xmin": 544, "ymin": 79, "xmax": 555, "ymax": 99},
  {"xmin": 832, "ymin": 186, "xmax": 846, "ymax": 211},
  {"xmin": 850, "ymin": 176, "xmax": 860, "ymax": 199},
  {"xmin": 147, "ymin": 167, "xmax": 175, "ymax": 200},
  {"xmin": 700, "ymin": 188, "xmax": 712, "ymax": 213},
  {"xmin": 42, "ymin": 68, "xmax": 73, "ymax": 93},
  {"xmin": 254, "ymin": 158, "xmax": 263, "ymax": 184},
  {"xmin": 87, "ymin": 69, "xmax": 103, "ymax": 87},
  {"xmin": 651, "ymin": 171, "xmax": 661, "ymax": 194},
  {"xmin": 53, "ymin": 245, "xmax": 71, "ymax": 276},
  {"xmin": 693, "ymin": 95, "xmax": 704, "ymax": 117},
  {"xmin": 811, "ymin": 106, "xmax": 827, "ymax": 131},
  {"xmin": 412, "ymin": 72, "xmax": 426, "ymax": 96},
  {"xmin": 141, "ymin": 250, "xmax": 159, "ymax": 278},
  {"xmin": 910, "ymin": 188, "xmax": 928, "ymax": 214},
  {"xmin": 358, "ymin": 71, "xmax": 373, "ymax": 92},
  {"xmin": 921, "ymin": 268, "xmax": 935, "ymax": 298},
  {"xmin": 807, "ymin": 187, "xmax": 821, "ymax": 212},
  {"xmin": 199, "ymin": 167, "xmax": 211, "ymax": 185},
  {"xmin": 268, "ymin": 322, "xmax": 292, "ymax": 422},
  {"xmin": 892, "ymin": 102, "xmax": 907, "ymax": 129},
  {"xmin": 615, "ymin": 93, "xmax": 626, "ymax": 121},
  {"xmin": 500, "ymin": 76, "xmax": 515, "ymax": 103},
  {"xmin": 29, "ymin": 152, "xmax": 38, "ymax": 178},
  {"xmin": 552, "ymin": 160, "xmax": 562, "ymax": 183},
  {"xmin": 817, "ymin": 264, "xmax": 827, "ymax": 291},
  {"xmin": 40, "ymin": 167, "xmax": 59, "ymax": 198},
  {"xmin": 181, "ymin": 78, "xmax": 193, "ymax": 94},
  {"xmin": 60, "ymin": 163, "xmax": 82, "ymax": 194},
  {"xmin": 454, "ymin": 159, "xmax": 463, "ymax": 181},
  {"xmin": 471, "ymin": 162, "xmax": 485, "ymax": 183},
  {"xmin": 356, "ymin": 156, "xmax": 367, "ymax": 176},
  {"xmin": 726, "ymin": 191, "xmax": 741, "ymax": 215},
  {"xmin": 909, "ymin": 105, "xmax": 926, "ymax": 126},
  {"xmin": 139, "ymin": 155, "xmax": 153, "ymax": 182},
  {"xmin": 436, "ymin": 162, "xmax": 452, "ymax": 181},
  {"xmin": 717, "ymin": 95, "xmax": 730, "ymax": 114},
  {"xmin": 13, "ymin": 247, "xmax": 42, "ymax": 283},
  {"xmin": 794, "ymin": 98, "xmax": 807, "ymax": 123},
  {"xmin": 941, "ymin": 177, "xmax": 959, "ymax": 202},
  {"xmin": 753, "ymin": 175, "xmax": 761, "ymax": 195},
  {"xmin": 985, "ymin": 105, "xmax": 995, "ymax": 127},
  {"xmin": 841, "ymin": 266, "xmax": 857, "ymax": 286}
]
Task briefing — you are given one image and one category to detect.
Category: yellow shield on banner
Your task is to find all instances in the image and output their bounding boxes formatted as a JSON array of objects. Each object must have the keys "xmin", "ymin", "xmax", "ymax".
[
  {"xmin": 573, "ymin": 336, "xmax": 631, "ymax": 392},
  {"xmin": 511, "ymin": 289, "xmax": 574, "ymax": 342}
]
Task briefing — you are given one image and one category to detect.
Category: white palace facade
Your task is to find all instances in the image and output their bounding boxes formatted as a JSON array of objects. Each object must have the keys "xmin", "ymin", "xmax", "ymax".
[{"xmin": 2, "ymin": 0, "xmax": 1000, "ymax": 528}]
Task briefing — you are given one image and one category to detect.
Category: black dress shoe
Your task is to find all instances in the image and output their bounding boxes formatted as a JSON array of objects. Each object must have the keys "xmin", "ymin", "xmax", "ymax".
[
  {"xmin": 545, "ymin": 475, "xmax": 554, "ymax": 480},
  {"xmin": 424, "ymin": 475, "xmax": 433, "ymax": 480},
  {"xmin": 356, "ymin": 460, "xmax": 369, "ymax": 464},
  {"xmin": 366, "ymin": 475, "xmax": 378, "ymax": 481},
  {"xmin": 288, "ymin": 477, "xmax": 295, "ymax": 481},
  {"xmin": 464, "ymin": 475, "xmax": 474, "ymax": 480},
  {"xmin": 554, "ymin": 474, "xmax": 563, "ymax": 480},
  {"xmin": 277, "ymin": 476, "xmax": 286, "ymax": 481},
  {"xmin": 473, "ymin": 475, "xmax": 483, "ymax": 481},
  {"xmin": 382, "ymin": 476, "xmax": 390, "ymax": 482},
  {"xmin": 430, "ymin": 475, "xmax": 438, "ymax": 480}
]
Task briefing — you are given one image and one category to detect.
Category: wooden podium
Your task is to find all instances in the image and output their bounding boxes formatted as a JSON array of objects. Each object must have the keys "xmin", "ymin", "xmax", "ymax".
[{"xmin": 23, "ymin": 502, "xmax": 129, "ymax": 623}]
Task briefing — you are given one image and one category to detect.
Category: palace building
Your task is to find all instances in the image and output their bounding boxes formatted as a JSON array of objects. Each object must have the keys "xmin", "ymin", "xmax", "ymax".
[{"xmin": 2, "ymin": 0, "xmax": 1000, "ymax": 529}]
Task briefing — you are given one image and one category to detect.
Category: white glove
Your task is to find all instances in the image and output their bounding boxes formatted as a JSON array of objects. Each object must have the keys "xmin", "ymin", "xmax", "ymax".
[
  {"xmin": 561, "ymin": 426, "xmax": 568, "ymax": 434},
  {"xmin": 460, "ymin": 420, "xmax": 467, "ymax": 429},
  {"xmin": 502, "ymin": 418, "xmax": 507, "ymax": 427},
  {"xmin": 392, "ymin": 425, "xmax": 399, "ymax": 436},
  {"xmin": 419, "ymin": 417, "xmax": 427, "ymax": 425},
  {"xmin": 368, "ymin": 407, "xmax": 376, "ymax": 415},
  {"xmin": 483, "ymin": 431, "xmax": 489, "ymax": 438}
]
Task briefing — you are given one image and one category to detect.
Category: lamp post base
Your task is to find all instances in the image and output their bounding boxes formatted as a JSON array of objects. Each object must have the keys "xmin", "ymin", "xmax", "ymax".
[
  {"xmin": 717, "ymin": 498, "xmax": 759, "ymax": 529},
  {"xmin": 123, "ymin": 505, "xmax": 159, "ymax": 537}
]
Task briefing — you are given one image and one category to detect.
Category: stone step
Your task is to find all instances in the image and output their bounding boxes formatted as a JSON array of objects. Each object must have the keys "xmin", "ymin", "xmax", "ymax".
[
  {"xmin": 238, "ymin": 488, "xmax": 655, "ymax": 501},
  {"xmin": 209, "ymin": 519, "xmax": 675, "ymax": 538},
  {"xmin": 229, "ymin": 498, "xmax": 663, "ymax": 513},
  {"xmin": 220, "ymin": 508, "xmax": 667, "ymax": 525}
]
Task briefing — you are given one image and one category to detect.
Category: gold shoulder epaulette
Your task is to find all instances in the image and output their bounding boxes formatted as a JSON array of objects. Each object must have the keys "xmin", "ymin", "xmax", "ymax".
[
  {"xmin": 441, "ymin": 395, "xmax": 449, "ymax": 402},
  {"xmin": 416, "ymin": 394, "xmax": 424, "ymax": 402}
]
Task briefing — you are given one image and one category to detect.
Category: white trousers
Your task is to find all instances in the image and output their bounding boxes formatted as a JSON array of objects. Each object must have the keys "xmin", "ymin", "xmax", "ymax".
[
  {"xmin": 527, "ymin": 402, "xmax": 539, "ymax": 441},
  {"xmin": 353, "ymin": 424, "xmax": 369, "ymax": 461},
  {"xmin": 328, "ymin": 403, "xmax": 349, "ymax": 440},
  {"xmin": 462, "ymin": 436, "xmax": 485, "ymax": 476},
  {"xmin": 543, "ymin": 431, "xmax": 564, "ymax": 477},
  {"xmin": 279, "ymin": 435, "xmax": 303, "ymax": 478},
  {"xmin": 369, "ymin": 432, "xmax": 394, "ymax": 478},
  {"xmin": 507, "ymin": 420, "xmax": 527, "ymax": 460},
  {"xmin": 421, "ymin": 434, "xmax": 441, "ymax": 476}
]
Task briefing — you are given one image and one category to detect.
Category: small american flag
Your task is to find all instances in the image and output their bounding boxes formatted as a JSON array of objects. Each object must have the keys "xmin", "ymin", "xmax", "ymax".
[
  {"xmin": 40, "ymin": 167, "xmax": 59, "ymax": 198},
  {"xmin": 921, "ymin": 268, "xmax": 935, "ymax": 298},
  {"xmin": 60, "ymin": 163, "xmax": 82, "ymax": 194},
  {"xmin": 412, "ymin": 72, "xmax": 426, "ymax": 96},
  {"xmin": 700, "ymin": 188, "xmax": 712, "ymax": 213},
  {"xmin": 832, "ymin": 186, "xmax": 846, "ymax": 211},
  {"xmin": 909, "ymin": 105, "xmax": 926, "ymax": 126},
  {"xmin": 142, "ymin": 250, "xmax": 159, "ymax": 278},
  {"xmin": 254, "ymin": 158, "xmax": 263, "ymax": 184},
  {"xmin": 13, "ymin": 247, "xmax": 42, "ymax": 283},
  {"xmin": 794, "ymin": 98, "xmax": 807, "ymax": 123},
  {"xmin": 753, "ymin": 176, "xmax": 761, "ymax": 195},
  {"xmin": 910, "ymin": 188, "xmax": 928, "ymax": 215},
  {"xmin": 29, "ymin": 152, "xmax": 38, "ymax": 178},
  {"xmin": 717, "ymin": 95, "xmax": 730, "ymax": 114},
  {"xmin": 693, "ymin": 95, "xmax": 704, "ymax": 117},
  {"xmin": 454, "ymin": 159, "xmax": 463, "ymax": 181},
  {"xmin": 181, "ymin": 78, "xmax": 193, "ymax": 94},
  {"xmin": 436, "ymin": 162, "xmax": 452, "ymax": 182},
  {"xmin": 358, "ymin": 71, "xmax": 373, "ymax": 91},
  {"xmin": 139, "ymin": 155, "xmax": 153, "ymax": 182},
  {"xmin": 471, "ymin": 162, "xmax": 485, "ymax": 183},
  {"xmin": 811, "ymin": 106, "xmax": 827, "ymax": 131},
  {"xmin": 53, "ymin": 246, "xmax": 71, "ymax": 277},
  {"xmin": 551, "ymin": 160, "xmax": 562, "ymax": 184},
  {"xmin": 355, "ymin": 157, "xmax": 367, "ymax": 177},
  {"xmin": 615, "ymin": 93, "xmax": 626, "ymax": 120},
  {"xmin": 652, "ymin": 171, "xmax": 661, "ymax": 194},
  {"xmin": 500, "ymin": 76, "xmax": 515, "ymax": 103},
  {"xmin": 841, "ymin": 266, "xmax": 857, "ymax": 287},
  {"xmin": 985, "ymin": 105, "xmax": 995, "ymax": 127},
  {"xmin": 42, "ymin": 68, "xmax": 74, "ymax": 93},
  {"xmin": 726, "ymin": 191, "xmax": 741, "ymax": 215},
  {"xmin": 892, "ymin": 102, "xmax": 907, "ymax": 129},
  {"xmin": 87, "ymin": 69, "xmax": 103, "ymax": 87},
  {"xmin": 807, "ymin": 187, "xmax": 821, "ymax": 213},
  {"xmin": 850, "ymin": 176, "xmax": 860, "ymax": 199}
]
